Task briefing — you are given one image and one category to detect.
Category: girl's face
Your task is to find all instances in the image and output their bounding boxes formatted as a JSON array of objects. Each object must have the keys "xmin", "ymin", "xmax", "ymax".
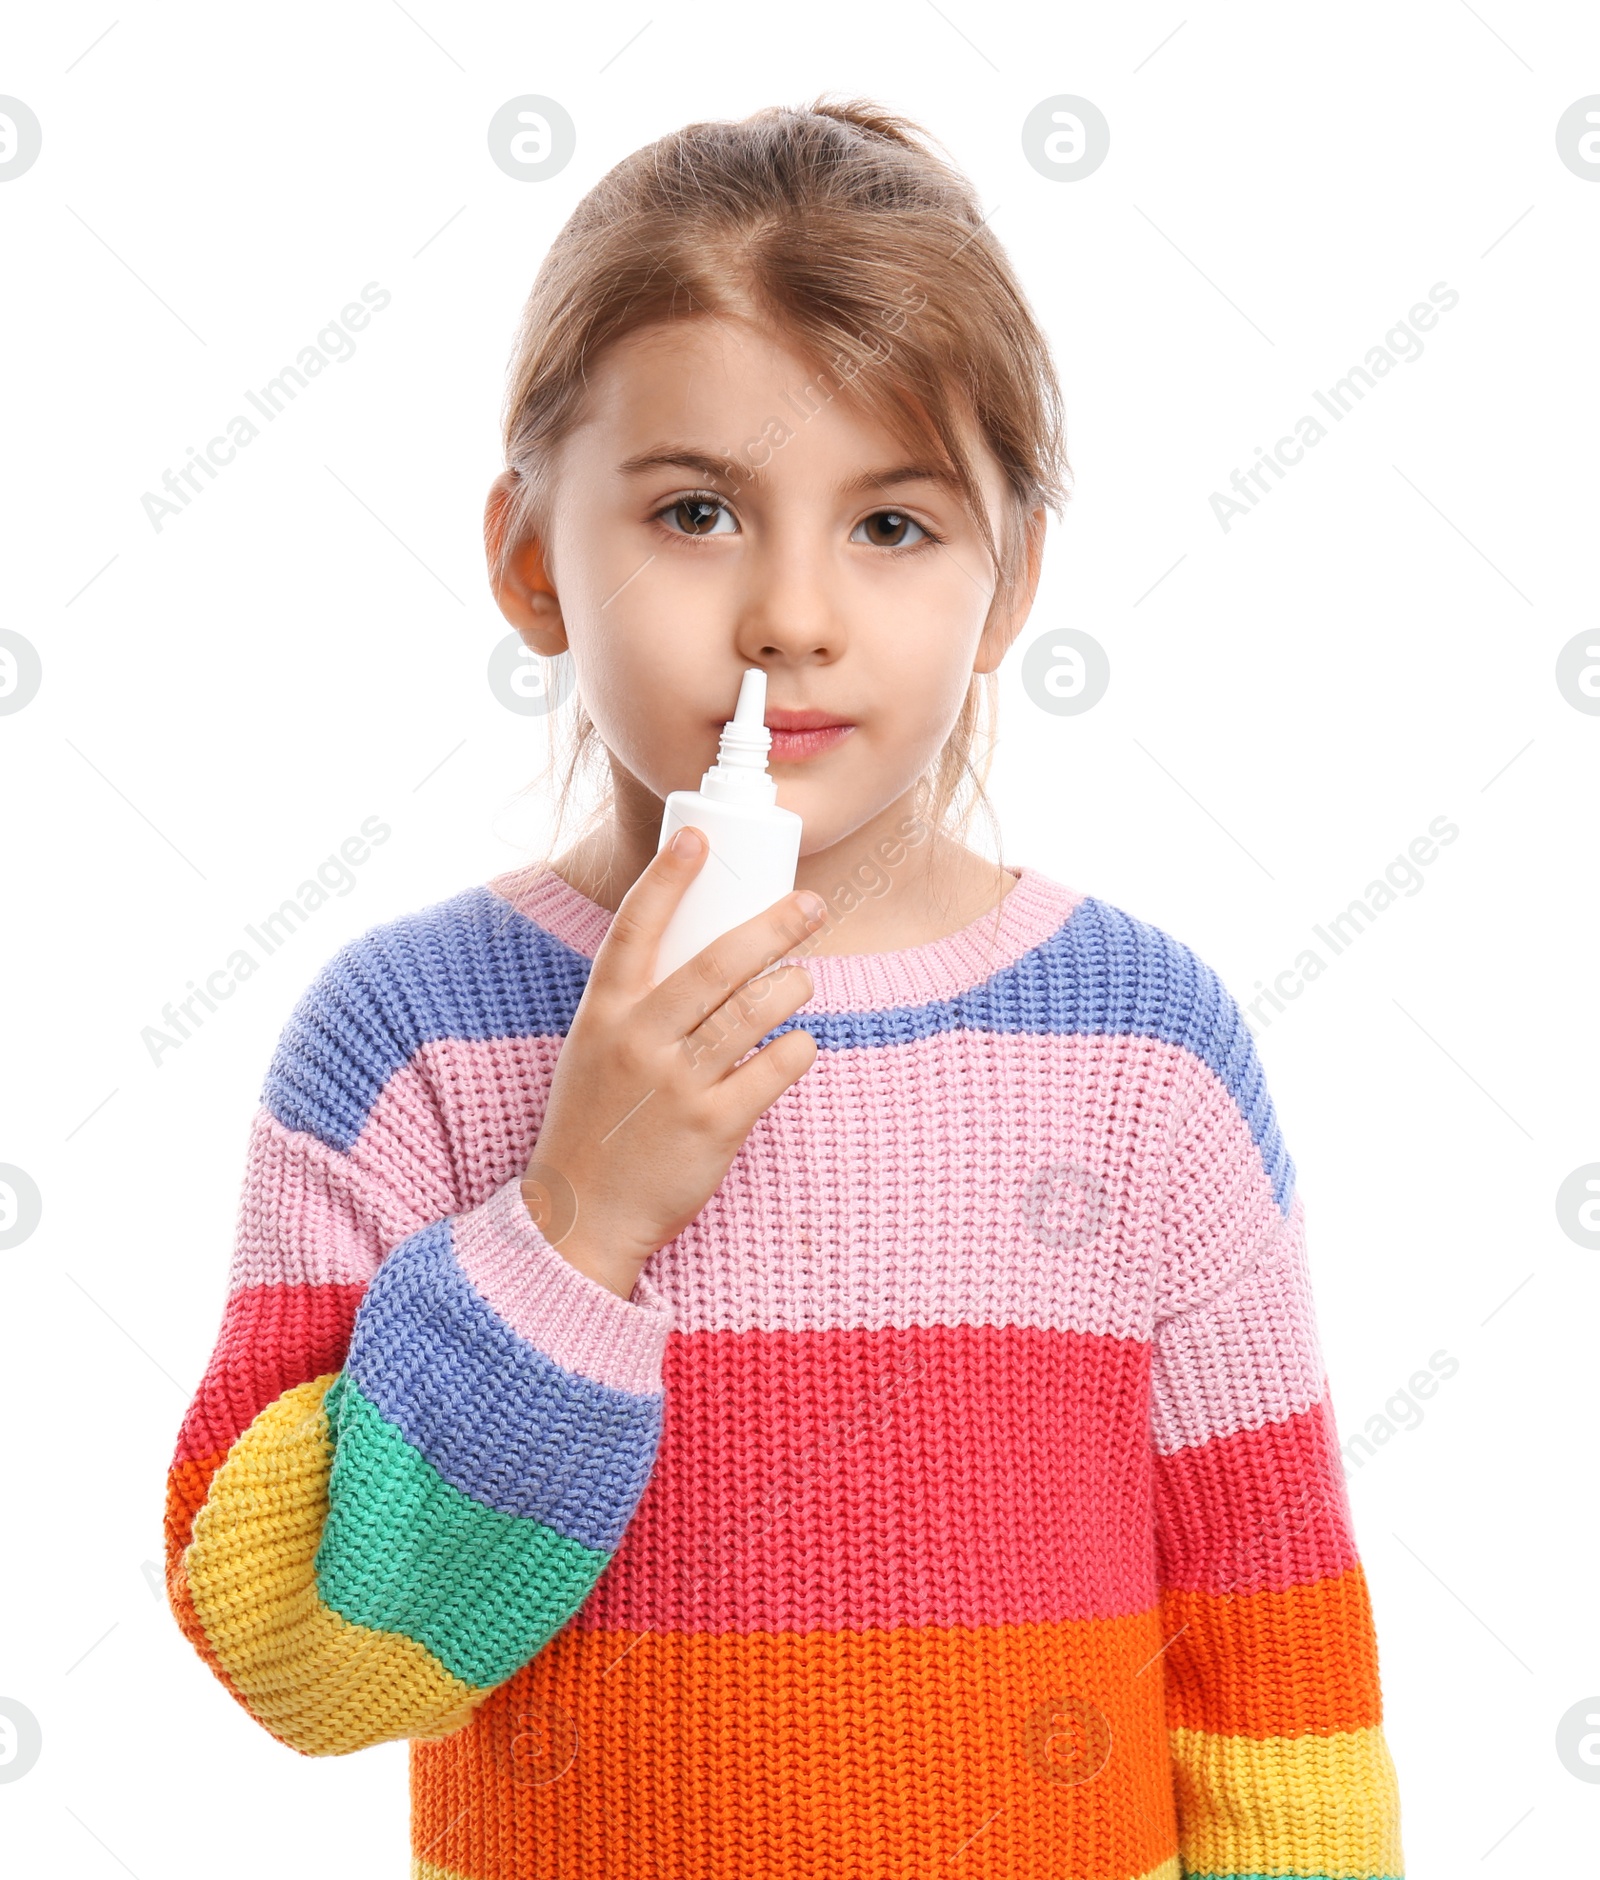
[{"xmin": 488, "ymin": 316, "xmax": 1045, "ymax": 860}]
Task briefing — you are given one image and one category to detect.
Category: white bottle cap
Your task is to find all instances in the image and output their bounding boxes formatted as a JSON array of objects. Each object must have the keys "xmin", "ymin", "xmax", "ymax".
[{"xmin": 699, "ymin": 668, "xmax": 776, "ymax": 805}]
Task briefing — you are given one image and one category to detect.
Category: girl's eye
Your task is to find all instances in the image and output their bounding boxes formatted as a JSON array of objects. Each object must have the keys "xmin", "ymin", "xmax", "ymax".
[
  {"xmin": 654, "ymin": 496, "xmax": 939, "ymax": 551},
  {"xmin": 852, "ymin": 510, "xmax": 930, "ymax": 550},
  {"xmin": 657, "ymin": 495, "xmax": 736, "ymax": 537}
]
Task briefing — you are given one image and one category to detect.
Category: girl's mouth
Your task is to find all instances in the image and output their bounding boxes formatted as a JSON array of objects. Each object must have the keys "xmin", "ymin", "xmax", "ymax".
[
  {"xmin": 753, "ymin": 707, "xmax": 858, "ymax": 764},
  {"xmin": 767, "ymin": 723, "xmax": 856, "ymax": 762}
]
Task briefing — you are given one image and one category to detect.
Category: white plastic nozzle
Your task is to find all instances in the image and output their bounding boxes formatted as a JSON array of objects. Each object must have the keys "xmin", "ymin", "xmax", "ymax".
[
  {"xmin": 699, "ymin": 667, "xmax": 775, "ymax": 803},
  {"xmin": 732, "ymin": 667, "xmax": 766, "ymax": 733}
]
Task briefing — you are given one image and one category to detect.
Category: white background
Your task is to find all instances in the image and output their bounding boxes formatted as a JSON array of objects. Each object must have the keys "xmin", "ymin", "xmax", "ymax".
[{"xmin": 2, "ymin": 2, "xmax": 1597, "ymax": 1873}]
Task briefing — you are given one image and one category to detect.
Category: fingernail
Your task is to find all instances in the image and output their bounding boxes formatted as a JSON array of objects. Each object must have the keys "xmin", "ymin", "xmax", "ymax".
[
  {"xmin": 669, "ymin": 827, "xmax": 698, "ymax": 855},
  {"xmin": 798, "ymin": 891, "xmax": 826, "ymax": 928}
]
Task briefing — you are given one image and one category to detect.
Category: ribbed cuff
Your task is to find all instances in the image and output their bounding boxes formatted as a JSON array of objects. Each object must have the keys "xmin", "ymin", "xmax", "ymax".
[{"xmin": 452, "ymin": 1177, "xmax": 675, "ymax": 1397}]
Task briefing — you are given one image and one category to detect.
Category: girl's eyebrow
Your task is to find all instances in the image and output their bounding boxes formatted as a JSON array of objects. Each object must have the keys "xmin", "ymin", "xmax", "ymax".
[
  {"xmin": 618, "ymin": 448, "xmax": 754, "ymax": 486},
  {"xmin": 617, "ymin": 447, "xmax": 962, "ymax": 499}
]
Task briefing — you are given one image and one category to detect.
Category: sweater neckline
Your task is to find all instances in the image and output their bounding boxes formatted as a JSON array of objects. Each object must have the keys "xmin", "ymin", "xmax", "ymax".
[{"xmin": 491, "ymin": 859, "xmax": 1081, "ymax": 1010}]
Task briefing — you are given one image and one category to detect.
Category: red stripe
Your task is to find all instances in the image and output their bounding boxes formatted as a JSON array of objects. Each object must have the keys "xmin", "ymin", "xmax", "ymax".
[
  {"xmin": 173, "ymin": 1282, "xmax": 365, "ymax": 1465},
  {"xmin": 579, "ymin": 1321, "xmax": 1158, "ymax": 1633},
  {"xmin": 1153, "ymin": 1392, "xmax": 1358, "ymax": 1596}
]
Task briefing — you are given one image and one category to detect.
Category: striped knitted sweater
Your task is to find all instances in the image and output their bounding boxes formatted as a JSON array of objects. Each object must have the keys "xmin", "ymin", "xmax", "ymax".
[{"xmin": 164, "ymin": 859, "xmax": 1405, "ymax": 1880}]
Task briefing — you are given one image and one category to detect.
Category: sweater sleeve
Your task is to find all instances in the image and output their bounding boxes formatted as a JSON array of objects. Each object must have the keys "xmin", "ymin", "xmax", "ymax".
[
  {"xmin": 163, "ymin": 944, "xmax": 675, "ymax": 1759},
  {"xmin": 1151, "ymin": 985, "xmax": 1405, "ymax": 1879}
]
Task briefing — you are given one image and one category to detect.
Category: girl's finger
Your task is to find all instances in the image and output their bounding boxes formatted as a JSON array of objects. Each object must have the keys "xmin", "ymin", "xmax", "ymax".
[
  {"xmin": 652, "ymin": 895, "xmax": 823, "ymax": 1041},
  {"xmin": 590, "ymin": 825, "xmax": 711, "ymax": 992},
  {"xmin": 677, "ymin": 962, "xmax": 815, "ymax": 1084},
  {"xmin": 714, "ymin": 1022, "xmax": 819, "ymax": 1119}
]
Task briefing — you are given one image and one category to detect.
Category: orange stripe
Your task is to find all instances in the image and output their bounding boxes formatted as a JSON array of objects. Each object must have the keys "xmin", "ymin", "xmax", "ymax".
[
  {"xmin": 164, "ymin": 1453, "xmax": 228, "ymax": 1666},
  {"xmin": 166, "ymin": 1451, "xmax": 226, "ymax": 1551},
  {"xmin": 415, "ymin": 1858, "xmax": 1182, "ymax": 1880},
  {"xmin": 409, "ymin": 1615, "xmax": 1180, "ymax": 1880},
  {"xmin": 1159, "ymin": 1563, "xmax": 1384, "ymax": 1737}
]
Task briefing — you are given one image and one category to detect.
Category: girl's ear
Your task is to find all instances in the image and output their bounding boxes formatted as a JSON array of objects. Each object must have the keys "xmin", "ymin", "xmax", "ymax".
[
  {"xmin": 484, "ymin": 470, "xmax": 567, "ymax": 653},
  {"xmin": 973, "ymin": 505, "xmax": 1048, "ymax": 675}
]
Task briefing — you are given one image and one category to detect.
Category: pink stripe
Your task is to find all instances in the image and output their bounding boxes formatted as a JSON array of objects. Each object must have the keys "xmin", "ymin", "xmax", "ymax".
[
  {"xmin": 1152, "ymin": 1392, "xmax": 1360, "ymax": 1595},
  {"xmin": 635, "ymin": 1025, "xmax": 1195, "ymax": 1338},
  {"xmin": 234, "ymin": 972, "xmax": 1306, "ymax": 1423},
  {"xmin": 242, "ymin": 960, "xmax": 1283, "ymax": 1354},
  {"xmin": 1159, "ymin": 1059, "xmax": 1296, "ymax": 1321},
  {"xmin": 577, "ymin": 1320, "xmax": 1157, "ymax": 1633},
  {"xmin": 1152, "ymin": 1191, "xmax": 1324, "ymax": 1453},
  {"xmin": 228, "ymin": 1099, "xmax": 443, "ymax": 1291},
  {"xmin": 488, "ymin": 860, "xmax": 1085, "ymax": 1011},
  {"xmin": 452, "ymin": 1179, "xmax": 674, "ymax": 1396},
  {"xmin": 341, "ymin": 1025, "xmax": 1226, "ymax": 1339},
  {"xmin": 229, "ymin": 1033, "xmax": 562, "ymax": 1291},
  {"xmin": 270, "ymin": 1026, "xmax": 1204, "ymax": 1337}
]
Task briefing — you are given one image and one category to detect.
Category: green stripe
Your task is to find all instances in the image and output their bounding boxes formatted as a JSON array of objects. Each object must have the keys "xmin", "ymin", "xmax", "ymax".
[{"xmin": 315, "ymin": 1371, "xmax": 611, "ymax": 1688}]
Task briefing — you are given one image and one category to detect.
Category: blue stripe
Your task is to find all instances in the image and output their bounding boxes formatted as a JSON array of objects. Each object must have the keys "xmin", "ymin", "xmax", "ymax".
[
  {"xmin": 760, "ymin": 894, "xmax": 1294, "ymax": 1212},
  {"xmin": 264, "ymin": 882, "xmax": 1291, "ymax": 1211},
  {"xmin": 339, "ymin": 1217, "xmax": 663, "ymax": 1550},
  {"xmin": 262, "ymin": 886, "xmax": 589, "ymax": 1153}
]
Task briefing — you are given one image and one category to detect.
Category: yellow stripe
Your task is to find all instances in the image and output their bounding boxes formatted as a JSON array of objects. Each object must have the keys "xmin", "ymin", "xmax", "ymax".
[
  {"xmin": 186, "ymin": 1373, "xmax": 490, "ymax": 1756},
  {"xmin": 1170, "ymin": 1721, "xmax": 1404, "ymax": 1876}
]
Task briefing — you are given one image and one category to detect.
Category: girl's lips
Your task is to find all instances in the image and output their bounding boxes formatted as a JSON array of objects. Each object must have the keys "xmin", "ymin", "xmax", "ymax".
[{"xmin": 767, "ymin": 723, "xmax": 855, "ymax": 762}]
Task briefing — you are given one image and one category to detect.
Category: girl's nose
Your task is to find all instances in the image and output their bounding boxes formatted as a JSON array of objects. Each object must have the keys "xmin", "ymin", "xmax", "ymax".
[{"xmin": 735, "ymin": 537, "xmax": 847, "ymax": 660}]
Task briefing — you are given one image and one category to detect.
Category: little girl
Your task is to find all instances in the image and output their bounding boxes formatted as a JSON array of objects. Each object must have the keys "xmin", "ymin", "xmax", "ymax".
[{"xmin": 164, "ymin": 98, "xmax": 1405, "ymax": 1880}]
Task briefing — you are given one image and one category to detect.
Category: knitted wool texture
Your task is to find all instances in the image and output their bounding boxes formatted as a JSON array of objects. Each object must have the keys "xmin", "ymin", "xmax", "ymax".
[{"xmin": 164, "ymin": 861, "xmax": 1405, "ymax": 1880}]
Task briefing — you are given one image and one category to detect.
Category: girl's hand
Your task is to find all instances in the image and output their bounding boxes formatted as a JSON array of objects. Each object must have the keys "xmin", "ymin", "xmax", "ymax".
[{"xmin": 521, "ymin": 827, "xmax": 824, "ymax": 1299}]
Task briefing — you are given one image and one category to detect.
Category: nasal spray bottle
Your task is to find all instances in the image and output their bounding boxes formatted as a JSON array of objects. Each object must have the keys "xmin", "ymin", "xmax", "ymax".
[{"xmin": 652, "ymin": 668, "xmax": 804, "ymax": 986}]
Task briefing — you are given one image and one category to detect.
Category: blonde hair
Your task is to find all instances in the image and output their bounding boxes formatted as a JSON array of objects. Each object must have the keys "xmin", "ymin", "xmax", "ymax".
[{"xmin": 493, "ymin": 94, "xmax": 1071, "ymax": 890}]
